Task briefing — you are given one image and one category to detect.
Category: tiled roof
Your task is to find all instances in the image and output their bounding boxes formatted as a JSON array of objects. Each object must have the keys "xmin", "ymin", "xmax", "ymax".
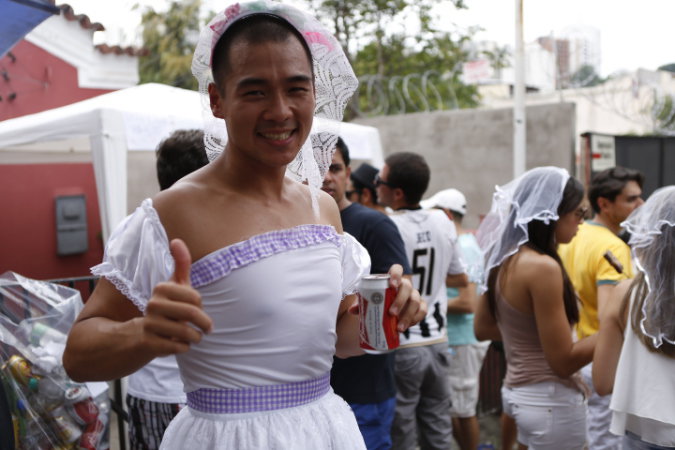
[
  {"xmin": 53, "ymin": 2, "xmax": 144, "ymax": 56},
  {"xmin": 57, "ymin": 3, "xmax": 105, "ymax": 32},
  {"xmin": 94, "ymin": 44, "xmax": 148, "ymax": 57}
]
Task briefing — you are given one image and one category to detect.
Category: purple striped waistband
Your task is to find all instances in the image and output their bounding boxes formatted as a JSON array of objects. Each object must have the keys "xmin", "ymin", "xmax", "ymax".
[{"xmin": 186, "ymin": 372, "xmax": 331, "ymax": 414}]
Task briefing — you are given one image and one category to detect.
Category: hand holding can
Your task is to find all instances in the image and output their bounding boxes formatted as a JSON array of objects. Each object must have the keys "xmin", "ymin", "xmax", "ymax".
[{"xmin": 357, "ymin": 275, "xmax": 400, "ymax": 353}]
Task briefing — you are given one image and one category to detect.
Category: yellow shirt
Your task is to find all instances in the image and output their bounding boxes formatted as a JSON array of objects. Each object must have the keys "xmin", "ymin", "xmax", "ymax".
[{"xmin": 559, "ymin": 221, "xmax": 633, "ymax": 338}]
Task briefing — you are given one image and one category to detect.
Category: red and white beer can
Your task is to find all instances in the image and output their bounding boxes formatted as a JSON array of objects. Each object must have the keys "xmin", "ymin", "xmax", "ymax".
[{"xmin": 358, "ymin": 274, "xmax": 399, "ymax": 353}]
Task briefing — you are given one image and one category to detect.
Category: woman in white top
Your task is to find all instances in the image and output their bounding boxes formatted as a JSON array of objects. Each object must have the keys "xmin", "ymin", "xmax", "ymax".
[
  {"xmin": 474, "ymin": 167, "xmax": 597, "ymax": 450},
  {"xmin": 62, "ymin": 2, "xmax": 425, "ymax": 448},
  {"xmin": 593, "ymin": 185, "xmax": 675, "ymax": 449}
]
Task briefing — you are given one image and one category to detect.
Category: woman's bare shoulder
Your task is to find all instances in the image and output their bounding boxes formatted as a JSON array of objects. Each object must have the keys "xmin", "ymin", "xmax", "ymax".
[{"xmin": 517, "ymin": 247, "xmax": 562, "ymax": 280}]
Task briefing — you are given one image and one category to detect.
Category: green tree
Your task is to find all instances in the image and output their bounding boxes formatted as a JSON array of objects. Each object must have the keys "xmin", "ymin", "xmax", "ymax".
[
  {"xmin": 652, "ymin": 93, "xmax": 675, "ymax": 133},
  {"xmin": 482, "ymin": 44, "xmax": 511, "ymax": 78},
  {"xmin": 569, "ymin": 64, "xmax": 604, "ymax": 88},
  {"xmin": 352, "ymin": 31, "xmax": 479, "ymax": 115},
  {"xmin": 305, "ymin": 0, "xmax": 478, "ymax": 116},
  {"xmin": 307, "ymin": 0, "xmax": 465, "ymax": 70},
  {"xmin": 657, "ymin": 63, "xmax": 675, "ymax": 73},
  {"xmin": 138, "ymin": 0, "xmax": 202, "ymax": 89}
]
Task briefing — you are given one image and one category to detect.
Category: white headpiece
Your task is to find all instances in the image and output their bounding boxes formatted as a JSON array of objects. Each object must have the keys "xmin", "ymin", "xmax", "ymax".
[
  {"xmin": 191, "ymin": 1, "xmax": 358, "ymax": 210},
  {"xmin": 622, "ymin": 185, "xmax": 675, "ymax": 347},
  {"xmin": 476, "ymin": 166, "xmax": 570, "ymax": 293}
]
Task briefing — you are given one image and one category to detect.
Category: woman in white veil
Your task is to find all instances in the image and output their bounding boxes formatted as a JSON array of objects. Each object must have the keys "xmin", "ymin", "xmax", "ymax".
[
  {"xmin": 593, "ymin": 185, "xmax": 675, "ymax": 449},
  {"xmin": 474, "ymin": 167, "xmax": 596, "ymax": 450}
]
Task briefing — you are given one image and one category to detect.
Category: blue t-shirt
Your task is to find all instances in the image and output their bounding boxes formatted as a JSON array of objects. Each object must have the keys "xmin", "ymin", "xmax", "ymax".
[
  {"xmin": 447, "ymin": 233, "xmax": 484, "ymax": 346},
  {"xmin": 330, "ymin": 202, "xmax": 411, "ymax": 404}
]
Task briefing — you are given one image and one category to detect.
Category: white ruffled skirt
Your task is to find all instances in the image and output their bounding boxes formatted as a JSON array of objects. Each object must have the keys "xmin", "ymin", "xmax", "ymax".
[{"xmin": 160, "ymin": 390, "xmax": 366, "ymax": 449}]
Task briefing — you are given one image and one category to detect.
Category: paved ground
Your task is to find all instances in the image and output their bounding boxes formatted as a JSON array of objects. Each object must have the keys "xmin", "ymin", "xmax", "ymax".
[{"xmin": 476, "ymin": 411, "xmax": 504, "ymax": 449}]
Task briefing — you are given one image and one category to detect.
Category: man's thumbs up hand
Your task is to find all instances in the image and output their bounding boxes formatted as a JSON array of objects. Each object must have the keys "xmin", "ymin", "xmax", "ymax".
[
  {"xmin": 170, "ymin": 238, "xmax": 193, "ymax": 285},
  {"xmin": 143, "ymin": 239, "xmax": 213, "ymax": 356}
]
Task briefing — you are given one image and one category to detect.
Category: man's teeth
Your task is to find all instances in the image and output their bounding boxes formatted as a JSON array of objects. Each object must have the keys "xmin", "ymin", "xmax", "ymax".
[{"xmin": 261, "ymin": 131, "xmax": 292, "ymax": 140}]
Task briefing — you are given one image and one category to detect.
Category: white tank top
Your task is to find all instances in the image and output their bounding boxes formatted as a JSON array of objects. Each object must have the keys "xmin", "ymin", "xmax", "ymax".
[{"xmin": 610, "ymin": 290, "xmax": 675, "ymax": 446}]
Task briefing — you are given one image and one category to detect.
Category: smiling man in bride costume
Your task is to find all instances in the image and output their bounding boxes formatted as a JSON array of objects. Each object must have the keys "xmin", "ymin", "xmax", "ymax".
[{"xmin": 62, "ymin": 2, "xmax": 425, "ymax": 449}]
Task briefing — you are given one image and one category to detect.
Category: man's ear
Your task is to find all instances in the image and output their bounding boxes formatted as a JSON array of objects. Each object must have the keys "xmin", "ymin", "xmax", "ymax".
[
  {"xmin": 358, "ymin": 188, "xmax": 371, "ymax": 205},
  {"xmin": 208, "ymin": 82, "xmax": 225, "ymax": 119},
  {"xmin": 597, "ymin": 196, "xmax": 610, "ymax": 213},
  {"xmin": 393, "ymin": 187, "xmax": 405, "ymax": 204}
]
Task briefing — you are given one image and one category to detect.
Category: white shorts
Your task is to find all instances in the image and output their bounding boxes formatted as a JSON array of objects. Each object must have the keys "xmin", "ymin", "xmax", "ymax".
[
  {"xmin": 447, "ymin": 341, "xmax": 490, "ymax": 418},
  {"xmin": 502, "ymin": 381, "xmax": 587, "ymax": 450}
]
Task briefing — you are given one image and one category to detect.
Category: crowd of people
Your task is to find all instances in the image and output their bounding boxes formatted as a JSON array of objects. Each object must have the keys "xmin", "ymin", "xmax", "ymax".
[{"xmin": 60, "ymin": 1, "xmax": 674, "ymax": 449}]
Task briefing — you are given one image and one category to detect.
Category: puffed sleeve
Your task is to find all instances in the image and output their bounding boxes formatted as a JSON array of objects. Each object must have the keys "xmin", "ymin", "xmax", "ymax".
[
  {"xmin": 91, "ymin": 199, "xmax": 174, "ymax": 313},
  {"xmin": 340, "ymin": 232, "xmax": 371, "ymax": 297}
]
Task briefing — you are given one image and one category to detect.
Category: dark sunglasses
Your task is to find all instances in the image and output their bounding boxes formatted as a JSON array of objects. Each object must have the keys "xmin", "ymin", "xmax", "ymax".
[
  {"xmin": 374, "ymin": 174, "xmax": 396, "ymax": 188},
  {"xmin": 574, "ymin": 206, "xmax": 589, "ymax": 219}
]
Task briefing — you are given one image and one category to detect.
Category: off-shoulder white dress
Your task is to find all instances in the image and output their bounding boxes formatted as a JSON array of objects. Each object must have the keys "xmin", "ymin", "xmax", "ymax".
[{"xmin": 93, "ymin": 199, "xmax": 370, "ymax": 449}]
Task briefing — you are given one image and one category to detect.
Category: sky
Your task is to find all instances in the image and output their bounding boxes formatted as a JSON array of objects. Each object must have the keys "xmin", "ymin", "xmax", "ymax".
[{"xmin": 62, "ymin": 0, "xmax": 674, "ymax": 77}]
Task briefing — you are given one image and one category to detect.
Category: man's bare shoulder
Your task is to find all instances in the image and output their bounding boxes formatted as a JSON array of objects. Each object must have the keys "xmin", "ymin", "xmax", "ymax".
[
  {"xmin": 317, "ymin": 187, "xmax": 342, "ymax": 231},
  {"xmin": 152, "ymin": 177, "xmax": 209, "ymax": 216},
  {"xmin": 283, "ymin": 179, "xmax": 340, "ymax": 229}
]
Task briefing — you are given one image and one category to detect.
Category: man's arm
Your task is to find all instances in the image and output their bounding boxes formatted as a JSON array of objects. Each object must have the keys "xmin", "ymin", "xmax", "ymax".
[
  {"xmin": 596, "ymin": 243, "xmax": 632, "ymax": 323},
  {"xmin": 447, "ymin": 283, "xmax": 477, "ymax": 314},
  {"xmin": 445, "ymin": 228, "xmax": 469, "ymax": 288},
  {"xmin": 64, "ymin": 239, "xmax": 212, "ymax": 382},
  {"xmin": 446, "ymin": 273, "xmax": 469, "ymax": 288},
  {"xmin": 335, "ymin": 294, "xmax": 363, "ymax": 359}
]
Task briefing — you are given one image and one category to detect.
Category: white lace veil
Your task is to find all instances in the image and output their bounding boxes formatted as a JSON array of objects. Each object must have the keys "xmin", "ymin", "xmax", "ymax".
[
  {"xmin": 476, "ymin": 166, "xmax": 570, "ymax": 293},
  {"xmin": 191, "ymin": 1, "xmax": 358, "ymax": 212},
  {"xmin": 622, "ymin": 185, "xmax": 675, "ymax": 347}
]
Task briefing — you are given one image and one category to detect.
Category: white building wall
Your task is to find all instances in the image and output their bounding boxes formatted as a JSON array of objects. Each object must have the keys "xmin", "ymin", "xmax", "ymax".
[
  {"xmin": 26, "ymin": 14, "xmax": 138, "ymax": 90},
  {"xmin": 481, "ymin": 69, "xmax": 675, "ymax": 159}
]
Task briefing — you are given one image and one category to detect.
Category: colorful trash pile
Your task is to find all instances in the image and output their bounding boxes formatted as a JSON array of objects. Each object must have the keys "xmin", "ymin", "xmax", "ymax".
[{"xmin": 0, "ymin": 272, "xmax": 110, "ymax": 449}]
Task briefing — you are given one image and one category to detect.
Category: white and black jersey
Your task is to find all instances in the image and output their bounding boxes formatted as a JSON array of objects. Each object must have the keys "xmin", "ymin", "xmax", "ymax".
[{"xmin": 389, "ymin": 208, "xmax": 465, "ymax": 346}]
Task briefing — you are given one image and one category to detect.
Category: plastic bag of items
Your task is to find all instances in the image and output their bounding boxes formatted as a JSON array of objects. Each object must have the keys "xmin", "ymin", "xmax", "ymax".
[{"xmin": 0, "ymin": 271, "xmax": 110, "ymax": 450}]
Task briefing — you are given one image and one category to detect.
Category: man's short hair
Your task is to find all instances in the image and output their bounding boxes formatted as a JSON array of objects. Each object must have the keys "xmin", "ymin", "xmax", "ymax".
[
  {"xmin": 335, "ymin": 137, "xmax": 350, "ymax": 167},
  {"xmin": 589, "ymin": 166, "xmax": 644, "ymax": 213},
  {"xmin": 385, "ymin": 152, "xmax": 430, "ymax": 205},
  {"xmin": 211, "ymin": 14, "xmax": 313, "ymax": 92},
  {"xmin": 156, "ymin": 129, "xmax": 208, "ymax": 190}
]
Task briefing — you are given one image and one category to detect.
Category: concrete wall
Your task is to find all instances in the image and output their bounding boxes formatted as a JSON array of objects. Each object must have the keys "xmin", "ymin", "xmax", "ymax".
[
  {"xmin": 354, "ymin": 102, "xmax": 576, "ymax": 229},
  {"xmin": 126, "ymin": 102, "xmax": 576, "ymax": 228},
  {"xmin": 127, "ymin": 151, "xmax": 160, "ymax": 212}
]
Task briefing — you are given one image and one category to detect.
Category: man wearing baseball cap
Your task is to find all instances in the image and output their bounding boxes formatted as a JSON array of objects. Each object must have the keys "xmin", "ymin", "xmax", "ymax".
[{"xmin": 350, "ymin": 163, "xmax": 387, "ymax": 214}]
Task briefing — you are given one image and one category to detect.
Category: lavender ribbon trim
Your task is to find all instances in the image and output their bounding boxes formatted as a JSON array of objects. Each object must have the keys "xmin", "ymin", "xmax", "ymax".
[
  {"xmin": 186, "ymin": 373, "xmax": 331, "ymax": 414},
  {"xmin": 190, "ymin": 225, "xmax": 341, "ymax": 288}
]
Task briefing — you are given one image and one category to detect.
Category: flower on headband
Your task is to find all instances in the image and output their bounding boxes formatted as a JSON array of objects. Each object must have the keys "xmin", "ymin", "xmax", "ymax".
[
  {"xmin": 303, "ymin": 31, "xmax": 334, "ymax": 52},
  {"xmin": 226, "ymin": 3, "xmax": 241, "ymax": 19},
  {"xmin": 209, "ymin": 4, "xmax": 242, "ymax": 52}
]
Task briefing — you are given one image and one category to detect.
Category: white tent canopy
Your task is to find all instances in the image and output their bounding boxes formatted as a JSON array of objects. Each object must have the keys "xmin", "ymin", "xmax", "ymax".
[{"xmin": 0, "ymin": 83, "xmax": 384, "ymax": 241}]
